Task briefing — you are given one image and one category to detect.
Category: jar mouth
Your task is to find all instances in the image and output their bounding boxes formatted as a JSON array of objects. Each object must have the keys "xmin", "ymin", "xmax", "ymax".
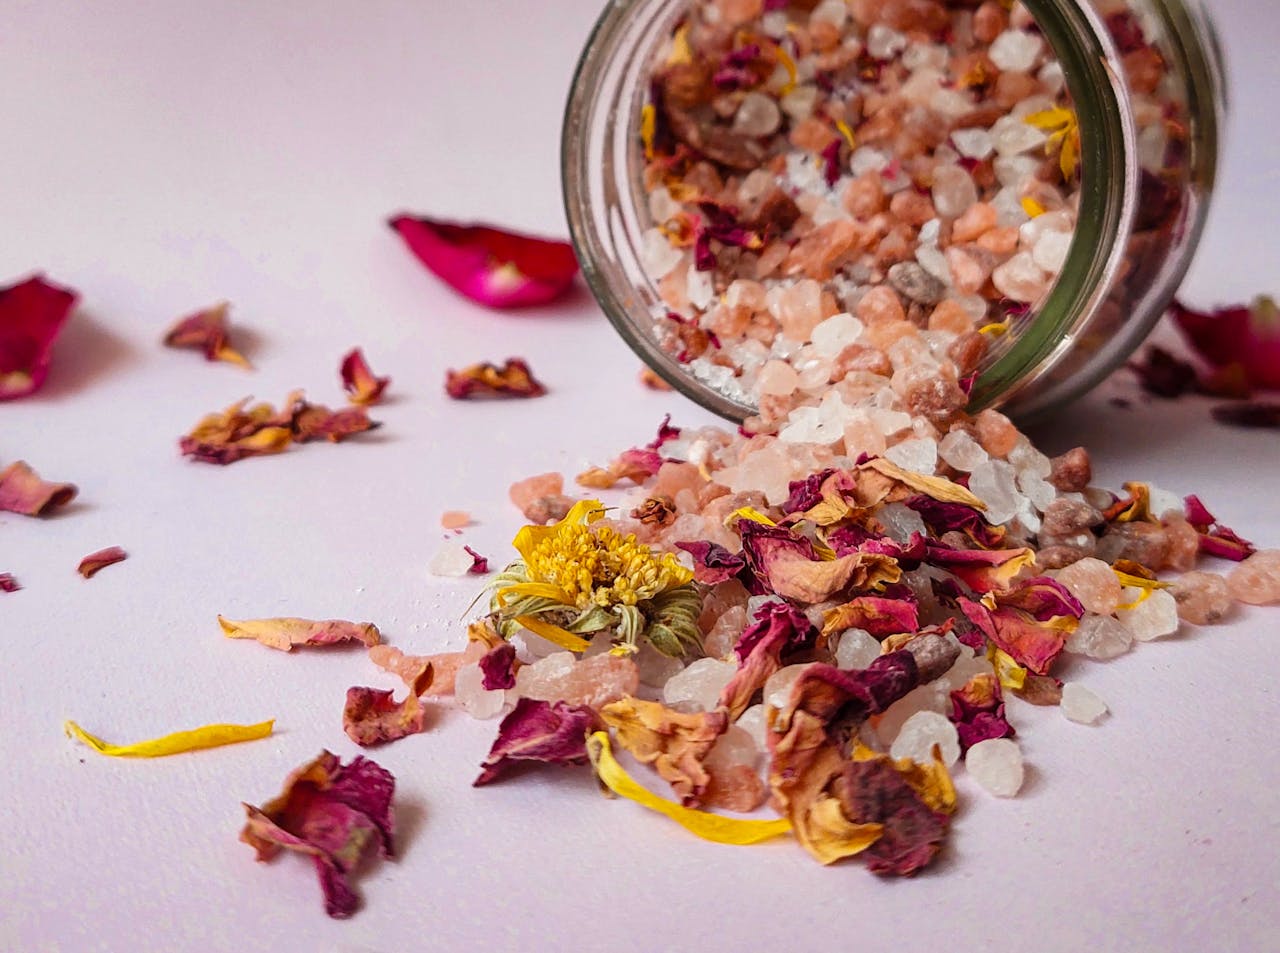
[{"xmin": 562, "ymin": 0, "xmax": 1136, "ymax": 423}]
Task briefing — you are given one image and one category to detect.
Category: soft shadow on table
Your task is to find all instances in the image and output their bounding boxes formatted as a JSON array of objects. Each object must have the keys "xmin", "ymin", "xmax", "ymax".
[
  {"xmin": 1023, "ymin": 388, "xmax": 1214, "ymax": 461},
  {"xmin": 38, "ymin": 311, "xmax": 136, "ymax": 399}
]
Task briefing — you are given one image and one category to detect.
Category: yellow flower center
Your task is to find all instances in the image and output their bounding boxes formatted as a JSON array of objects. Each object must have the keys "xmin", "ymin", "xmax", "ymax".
[{"xmin": 525, "ymin": 521, "xmax": 693, "ymax": 610}]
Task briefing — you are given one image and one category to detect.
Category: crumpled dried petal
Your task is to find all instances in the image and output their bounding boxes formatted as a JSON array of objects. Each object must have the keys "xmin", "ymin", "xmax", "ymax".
[
  {"xmin": 474, "ymin": 697, "xmax": 603, "ymax": 786},
  {"xmin": 1183, "ymin": 494, "xmax": 1256, "ymax": 561},
  {"xmin": 859, "ymin": 457, "xmax": 986, "ymax": 510},
  {"xmin": 1172, "ymin": 296, "xmax": 1280, "ymax": 391},
  {"xmin": 675, "ymin": 540, "xmax": 747, "ymax": 585},
  {"xmin": 1127, "ymin": 344, "xmax": 1198, "ymax": 398},
  {"xmin": 288, "ymin": 397, "xmax": 378, "ymax": 443},
  {"xmin": 749, "ymin": 524, "xmax": 901, "ymax": 602},
  {"xmin": 162, "ymin": 302, "xmax": 249, "ymax": 368},
  {"xmin": 343, "ymin": 666, "xmax": 433, "ymax": 746},
  {"xmin": 479, "ymin": 641, "xmax": 517, "ymax": 690},
  {"xmin": 599, "ymin": 696, "xmax": 728, "ymax": 806},
  {"xmin": 587, "ymin": 731, "xmax": 793, "ymax": 845},
  {"xmin": 77, "ymin": 546, "xmax": 127, "ymax": 579},
  {"xmin": 719, "ymin": 599, "xmax": 814, "ymax": 719},
  {"xmin": 219, "ymin": 615, "xmax": 381, "ymax": 652},
  {"xmin": 464, "ymin": 545, "xmax": 490, "ymax": 574},
  {"xmin": 995, "ymin": 576, "xmax": 1084, "ymax": 622},
  {"xmin": 821, "ymin": 596, "xmax": 919, "ymax": 639},
  {"xmin": 904, "ymin": 495, "xmax": 1006, "ymax": 548},
  {"xmin": 948, "ymin": 672, "xmax": 1014, "ymax": 751},
  {"xmin": 389, "ymin": 214, "xmax": 578, "ymax": 309},
  {"xmin": 0, "ymin": 460, "xmax": 78, "ymax": 516},
  {"xmin": 180, "ymin": 391, "xmax": 378, "ymax": 464},
  {"xmin": 65, "ymin": 718, "xmax": 273, "ymax": 757},
  {"xmin": 959, "ymin": 598, "xmax": 1065, "ymax": 676},
  {"xmin": 0, "ymin": 572, "xmax": 19, "ymax": 593},
  {"xmin": 1211, "ymin": 401, "xmax": 1280, "ymax": 429},
  {"xmin": 340, "ymin": 348, "xmax": 390, "ymax": 405},
  {"xmin": 576, "ymin": 447, "xmax": 664, "ymax": 489},
  {"xmin": 0, "ymin": 275, "xmax": 78, "ymax": 400},
  {"xmin": 241, "ymin": 750, "xmax": 395, "ymax": 919},
  {"xmin": 926, "ymin": 544, "xmax": 1036, "ymax": 593},
  {"xmin": 445, "ymin": 358, "xmax": 547, "ymax": 399}
]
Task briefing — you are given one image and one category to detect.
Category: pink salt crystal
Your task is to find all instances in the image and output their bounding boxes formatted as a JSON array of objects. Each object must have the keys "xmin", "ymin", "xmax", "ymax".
[
  {"xmin": 556, "ymin": 653, "xmax": 641, "ymax": 708},
  {"xmin": 440, "ymin": 510, "xmax": 471, "ymax": 530},
  {"xmin": 754, "ymin": 243, "xmax": 790, "ymax": 280},
  {"xmin": 704, "ymin": 604, "xmax": 749, "ymax": 659},
  {"xmin": 855, "ymin": 285, "xmax": 907, "ymax": 325},
  {"xmin": 944, "ymin": 246, "xmax": 990, "ymax": 296},
  {"xmin": 757, "ymin": 359, "xmax": 801, "ymax": 396},
  {"xmin": 1171, "ymin": 571, "xmax": 1235, "ymax": 625},
  {"xmin": 1055, "ymin": 557, "xmax": 1123, "ymax": 615},
  {"xmin": 973, "ymin": 408, "xmax": 1020, "ymax": 458},
  {"xmin": 698, "ymin": 579, "xmax": 750, "ymax": 632},
  {"xmin": 1160, "ymin": 515, "xmax": 1201, "ymax": 573},
  {"xmin": 859, "ymin": 318, "xmax": 920, "ymax": 353},
  {"xmin": 368, "ymin": 642, "xmax": 485, "ymax": 695},
  {"xmin": 951, "ymin": 202, "xmax": 999, "ymax": 243},
  {"xmin": 843, "ymin": 172, "xmax": 888, "ymax": 218},
  {"xmin": 888, "ymin": 190, "xmax": 937, "ymax": 227},
  {"xmin": 784, "ymin": 221, "xmax": 860, "ymax": 282},
  {"xmin": 509, "ymin": 472, "xmax": 564, "ymax": 514},
  {"xmin": 1226, "ymin": 549, "xmax": 1280, "ymax": 606},
  {"xmin": 976, "ymin": 226, "xmax": 1020, "ymax": 256},
  {"xmin": 717, "ymin": 0, "xmax": 763, "ymax": 27},
  {"xmin": 775, "ymin": 279, "xmax": 825, "ymax": 341},
  {"xmin": 724, "ymin": 279, "xmax": 767, "ymax": 317},
  {"xmin": 929, "ymin": 298, "xmax": 977, "ymax": 335},
  {"xmin": 653, "ymin": 461, "xmax": 705, "ymax": 500},
  {"xmin": 843, "ymin": 416, "xmax": 889, "ymax": 457},
  {"xmin": 702, "ymin": 763, "xmax": 767, "ymax": 813}
]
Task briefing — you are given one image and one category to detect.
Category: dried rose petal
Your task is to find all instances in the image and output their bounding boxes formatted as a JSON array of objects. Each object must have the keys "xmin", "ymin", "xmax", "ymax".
[
  {"xmin": 949, "ymin": 672, "xmax": 1014, "ymax": 751},
  {"xmin": 77, "ymin": 546, "xmax": 127, "ymax": 579},
  {"xmin": 821, "ymin": 596, "xmax": 919, "ymax": 639},
  {"xmin": 445, "ymin": 358, "xmax": 547, "ymax": 400},
  {"xmin": 835, "ymin": 752, "xmax": 951, "ymax": 876},
  {"xmin": 925, "ymin": 544, "xmax": 1035, "ymax": 593},
  {"xmin": 1172, "ymin": 296, "xmax": 1280, "ymax": 391},
  {"xmin": 646, "ymin": 414, "xmax": 682, "ymax": 450},
  {"xmin": 720, "ymin": 599, "xmax": 814, "ymax": 719},
  {"xmin": 0, "ymin": 275, "xmax": 77, "ymax": 400},
  {"xmin": 0, "ymin": 573, "xmax": 19, "ymax": 593},
  {"xmin": 1182, "ymin": 494, "xmax": 1256, "ymax": 561},
  {"xmin": 479, "ymin": 642, "xmax": 517, "ymax": 691},
  {"xmin": 162, "ymin": 303, "xmax": 249, "ymax": 368},
  {"xmin": 0, "ymin": 460, "xmax": 78, "ymax": 516},
  {"xmin": 958, "ymin": 599, "xmax": 1065, "ymax": 676},
  {"xmin": 389, "ymin": 215, "xmax": 578, "ymax": 309},
  {"xmin": 474, "ymin": 697, "xmax": 602, "ymax": 786},
  {"xmin": 1211, "ymin": 402, "xmax": 1280, "ymax": 429},
  {"xmin": 639, "ymin": 367, "xmax": 673, "ymax": 391},
  {"xmin": 340, "ymin": 348, "xmax": 390, "ymax": 405},
  {"xmin": 1126, "ymin": 344, "xmax": 1197, "ymax": 398},
  {"xmin": 675, "ymin": 540, "xmax": 746, "ymax": 585},
  {"xmin": 343, "ymin": 668, "xmax": 432, "ymax": 747},
  {"xmin": 996, "ymin": 576, "xmax": 1084, "ymax": 622},
  {"xmin": 241, "ymin": 750, "xmax": 395, "ymax": 918},
  {"xmin": 904, "ymin": 495, "xmax": 1006, "ymax": 548},
  {"xmin": 180, "ymin": 392, "xmax": 377, "ymax": 464},
  {"xmin": 219, "ymin": 616, "xmax": 381, "ymax": 652},
  {"xmin": 289, "ymin": 399, "xmax": 378, "ymax": 443}
]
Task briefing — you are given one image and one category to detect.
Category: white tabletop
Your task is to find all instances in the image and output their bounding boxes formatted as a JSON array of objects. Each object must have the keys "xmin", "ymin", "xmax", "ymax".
[{"xmin": 2, "ymin": 2, "xmax": 1278, "ymax": 951}]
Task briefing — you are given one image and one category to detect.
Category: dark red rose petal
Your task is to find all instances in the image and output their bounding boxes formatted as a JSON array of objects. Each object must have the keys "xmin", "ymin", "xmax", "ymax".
[
  {"xmin": 445, "ymin": 358, "xmax": 547, "ymax": 400},
  {"xmin": 78, "ymin": 546, "xmax": 127, "ymax": 579},
  {"xmin": 1172, "ymin": 296, "xmax": 1280, "ymax": 391},
  {"xmin": 0, "ymin": 275, "xmax": 78, "ymax": 400},
  {"xmin": 0, "ymin": 573, "xmax": 19, "ymax": 593},
  {"xmin": 473, "ymin": 697, "xmax": 602, "ymax": 786},
  {"xmin": 340, "ymin": 348, "xmax": 390, "ymax": 405},
  {"xmin": 389, "ymin": 215, "xmax": 578, "ymax": 309}
]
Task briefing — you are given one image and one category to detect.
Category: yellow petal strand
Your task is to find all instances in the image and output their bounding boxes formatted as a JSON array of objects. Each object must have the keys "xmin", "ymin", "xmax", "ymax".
[
  {"xmin": 861, "ymin": 457, "xmax": 987, "ymax": 510},
  {"xmin": 64, "ymin": 719, "xmax": 274, "ymax": 758},
  {"xmin": 666, "ymin": 23, "xmax": 692, "ymax": 65},
  {"xmin": 774, "ymin": 44, "xmax": 797, "ymax": 95},
  {"xmin": 987, "ymin": 646, "xmax": 1027, "ymax": 692},
  {"xmin": 835, "ymin": 119, "xmax": 856, "ymax": 150},
  {"xmin": 1112, "ymin": 570, "xmax": 1171, "ymax": 591},
  {"xmin": 640, "ymin": 103, "xmax": 657, "ymax": 160},
  {"xmin": 1116, "ymin": 586, "xmax": 1154, "ymax": 611},
  {"xmin": 1059, "ymin": 130, "xmax": 1080, "ymax": 179},
  {"xmin": 587, "ymin": 732, "xmax": 793, "ymax": 845},
  {"xmin": 496, "ymin": 581, "xmax": 576, "ymax": 604},
  {"xmin": 726, "ymin": 505, "xmax": 777, "ymax": 528},
  {"xmin": 1023, "ymin": 106, "xmax": 1074, "ymax": 132},
  {"xmin": 514, "ymin": 615, "xmax": 592, "ymax": 653},
  {"xmin": 1020, "ymin": 196, "xmax": 1046, "ymax": 218},
  {"xmin": 978, "ymin": 318, "xmax": 1012, "ymax": 336}
]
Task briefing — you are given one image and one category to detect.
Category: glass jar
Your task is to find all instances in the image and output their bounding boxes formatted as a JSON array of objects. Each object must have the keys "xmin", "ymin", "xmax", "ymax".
[{"xmin": 562, "ymin": 0, "xmax": 1226, "ymax": 423}]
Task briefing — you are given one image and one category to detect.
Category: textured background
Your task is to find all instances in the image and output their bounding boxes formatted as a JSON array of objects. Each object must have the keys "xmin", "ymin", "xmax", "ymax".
[{"xmin": 2, "ymin": 2, "xmax": 1278, "ymax": 950}]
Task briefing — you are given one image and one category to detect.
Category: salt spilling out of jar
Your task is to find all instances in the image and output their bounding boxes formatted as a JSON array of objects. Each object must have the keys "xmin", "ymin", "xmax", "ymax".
[{"xmin": 637, "ymin": 0, "xmax": 1081, "ymax": 433}]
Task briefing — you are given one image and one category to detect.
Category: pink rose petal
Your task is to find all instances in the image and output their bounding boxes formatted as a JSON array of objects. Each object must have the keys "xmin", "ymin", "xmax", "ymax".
[
  {"xmin": 339, "ymin": 347, "xmax": 390, "ymax": 405},
  {"xmin": 0, "ymin": 460, "xmax": 78, "ymax": 516},
  {"xmin": 389, "ymin": 214, "xmax": 578, "ymax": 309},
  {"xmin": 1172, "ymin": 296, "xmax": 1280, "ymax": 391},
  {"xmin": 77, "ymin": 546, "xmax": 128, "ymax": 579}
]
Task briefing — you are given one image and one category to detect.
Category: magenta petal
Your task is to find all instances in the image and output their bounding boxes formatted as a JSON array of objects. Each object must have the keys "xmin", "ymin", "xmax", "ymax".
[
  {"xmin": 479, "ymin": 642, "xmax": 517, "ymax": 691},
  {"xmin": 0, "ymin": 275, "xmax": 78, "ymax": 400},
  {"xmin": 473, "ymin": 698, "xmax": 601, "ymax": 786},
  {"xmin": 1172, "ymin": 297, "xmax": 1280, "ymax": 391},
  {"xmin": 389, "ymin": 215, "xmax": 578, "ymax": 309}
]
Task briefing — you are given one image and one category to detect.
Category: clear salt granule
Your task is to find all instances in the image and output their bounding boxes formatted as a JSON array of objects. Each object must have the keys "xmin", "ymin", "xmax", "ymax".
[
  {"xmin": 1061, "ymin": 682, "xmax": 1108, "ymax": 724},
  {"xmin": 1117, "ymin": 589, "xmax": 1179, "ymax": 642},
  {"xmin": 428, "ymin": 542, "xmax": 477, "ymax": 577},
  {"xmin": 455, "ymin": 663, "xmax": 508, "ymax": 720},
  {"xmin": 1065, "ymin": 613, "xmax": 1133, "ymax": 660},
  {"xmin": 834, "ymin": 628, "xmax": 881, "ymax": 671},
  {"xmin": 889, "ymin": 710, "xmax": 961, "ymax": 767},
  {"xmin": 966, "ymin": 738, "xmax": 1025, "ymax": 797},
  {"xmin": 1055, "ymin": 557, "xmax": 1124, "ymax": 615},
  {"xmin": 662, "ymin": 657, "xmax": 737, "ymax": 712}
]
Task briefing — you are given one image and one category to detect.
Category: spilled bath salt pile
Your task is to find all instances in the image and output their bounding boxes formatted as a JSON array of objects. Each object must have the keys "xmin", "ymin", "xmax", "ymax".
[{"xmin": 428, "ymin": 401, "xmax": 1280, "ymax": 874}]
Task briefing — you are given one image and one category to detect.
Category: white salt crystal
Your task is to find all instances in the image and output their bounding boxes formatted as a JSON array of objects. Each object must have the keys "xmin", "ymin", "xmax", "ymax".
[
  {"xmin": 1038, "ymin": 59, "xmax": 1065, "ymax": 95},
  {"xmin": 736, "ymin": 704, "xmax": 770, "ymax": 750},
  {"xmin": 902, "ymin": 42, "xmax": 946, "ymax": 71},
  {"xmin": 455, "ymin": 663, "xmax": 508, "ymax": 720},
  {"xmin": 994, "ymin": 154, "xmax": 1040, "ymax": 188},
  {"xmin": 1032, "ymin": 229, "xmax": 1074, "ymax": 273},
  {"xmin": 686, "ymin": 266, "xmax": 715, "ymax": 310},
  {"xmin": 884, "ymin": 438, "xmax": 938, "ymax": 475},
  {"xmin": 877, "ymin": 501, "xmax": 929, "ymax": 543},
  {"xmin": 1118, "ymin": 589, "xmax": 1180, "ymax": 642},
  {"xmin": 1065, "ymin": 613, "xmax": 1133, "ymax": 660},
  {"xmin": 868, "ymin": 407, "xmax": 913, "ymax": 437},
  {"xmin": 889, "ymin": 710, "xmax": 961, "ymax": 767},
  {"xmin": 733, "ymin": 91, "xmax": 782, "ymax": 137},
  {"xmin": 635, "ymin": 641, "xmax": 686, "ymax": 687},
  {"xmin": 866, "ymin": 24, "xmax": 907, "ymax": 59},
  {"xmin": 930, "ymin": 87, "xmax": 976, "ymax": 119},
  {"xmin": 835, "ymin": 628, "xmax": 881, "ymax": 670},
  {"xmin": 809, "ymin": 0, "xmax": 848, "ymax": 29},
  {"xmin": 648, "ymin": 186, "xmax": 681, "ymax": 223},
  {"xmin": 991, "ymin": 114, "xmax": 1048, "ymax": 157},
  {"xmin": 640, "ymin": 227, "xmax": 682, "ymax": 278},
  {"xmin": 780, "ymin": 85, "xmax": 819, "ymax": 121},
  {"xmin": 951, "ymin": 128, "xmax": 995, "ymax": 160},
  {"xmin": 989, "ymin": 29, "xmax": 1044, "ymax": 72},
  {"xmin": 1019, "ymin": 209, "xmax": 1073, "ymax": 245},
  {"xmin": 916, "ymin": 244, "xmax": 954, "ymax": 286},
  {"xmin": 1017, "ymin": 472, "xmax": 1058, "ymax": 512},
  {"xmin": 1008, "ymin": 437, "xmax": 1053, "ymax": 477},
  {"xmin": 918, "ymin": 218, "xmax": 942, "ymax": 246},
  {"xmin": 1061, "ymin": 682, "xmax": 1109, "ymax": 724},
  {"xmin": 877, "ymin": 682, "xmax": 949, "ymax": 747},
  {"xmin": 662, "ymin": 657, "xmax": 737, "ymax": 712},
  {"xmin": 428, "ymin": 543, "xmax": 477, "ymax": 577},
  {"xmin": 811, "ymin": 312, "xmax": 863, "ymax": 356},
  {"xmin": 966, "ymin": 738, "xmax": 1025, "ymax": 796},
  {"xmin": 939, "ymin": 429, "xmax": 988, "ymax": 472},
  {"xmin": 1146, "ymin": 483, "xmax": 1183, "ymax": 520},
  {"xmin": 992, "ymin": 251, "xmax": 1049, "ymax": 303},
  {"xmin": 763, "ymin": 663, "xmax": 812, "ymax": 710},
  {"xmin": 968, "ymin": 460, "xmax": 1020, "ymax": 526}
]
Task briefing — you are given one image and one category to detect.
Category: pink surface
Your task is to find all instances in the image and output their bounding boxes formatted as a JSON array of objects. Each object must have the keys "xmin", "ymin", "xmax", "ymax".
[{"xmin": 2, "ymin": 2, "xmax": 1279, "ymax": 951}]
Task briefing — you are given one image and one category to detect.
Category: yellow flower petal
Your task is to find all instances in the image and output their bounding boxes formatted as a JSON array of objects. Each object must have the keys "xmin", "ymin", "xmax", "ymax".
[
  {"xmin": 666, "ymin": 23, "xmax": 692, "ymax": 66},
  {"xmin": 1021, "ymin": 196, "xmax": 1046, "ymax": 218},
  {"xmin": 495, "ymin": 581, "xmax": 576, "ymax": 605},
  {"xmin": 511, "ymin": 499, "xmax": 605, "ymax": 563},
  {"xmin": 979, "ymin": 318, "xmax": 1012, "ymax": 336},
  {"xmin": 1112, "ymin": 569, "xmax": 1171, "ymax": 590},
  {"xmin": 835, "ymin": 119, "xmax": 856, "ymax": 150},
  {"xmin": 514, "ymin": 614, "xmax": 592, "ymax": 653},
  {"xmin": 860, "ymin": 457, "xmax": 987, "ymax": 510},
  {"xmin": 803, "ymin": 795, "xmax": 883, "ymax": 864},
  {"xmin": 1023, "ymin": 106, "xmax": 1075, "ymax": 132},
  {"xmin": 725, "ymin": 505, "xmax": 777, "ymax": 528},
  {"xmin": 64, "ymin": 719, "xmax": 274, "ymax": 758},
  {"xmin": 641, "ymin": 103, "xmax": 657, "ymax": 161},
  {"xmin": 586, "ymin": 731, "xmax": 793, "ymax": 845},
  {"xmin": 987, "ymin": 646, "xmax": 1027, "ymax": 692}
]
